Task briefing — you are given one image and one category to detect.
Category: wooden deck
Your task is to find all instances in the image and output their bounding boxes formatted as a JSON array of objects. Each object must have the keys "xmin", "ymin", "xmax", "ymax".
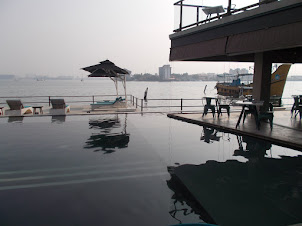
[{"xmin": 168, "ymin": 110, "xmax": 302, "ymax": 151}]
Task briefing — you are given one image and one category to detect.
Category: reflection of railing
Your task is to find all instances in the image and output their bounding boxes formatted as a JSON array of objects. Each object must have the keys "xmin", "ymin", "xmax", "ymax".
[{"xmin": 174, "ymin": 0, "xmax": 278, "ymax": 32}]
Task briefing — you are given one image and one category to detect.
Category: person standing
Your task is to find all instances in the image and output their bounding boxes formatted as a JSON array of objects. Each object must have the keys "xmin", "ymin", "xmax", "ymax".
[{"xmin": 144, "ymin": 87, "xmax": 148, "ymax": 101}]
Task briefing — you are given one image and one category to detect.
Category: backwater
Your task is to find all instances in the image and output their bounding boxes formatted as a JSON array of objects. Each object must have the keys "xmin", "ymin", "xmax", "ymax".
[{"xmin": 0, "ymin": 113, "xmax": 301, "ymax": 226}]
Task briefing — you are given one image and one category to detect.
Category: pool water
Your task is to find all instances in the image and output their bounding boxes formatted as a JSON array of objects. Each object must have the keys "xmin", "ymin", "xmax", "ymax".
[{"xmin": 0, "ymin": 114, "xmax": 301, "ymax": 226}]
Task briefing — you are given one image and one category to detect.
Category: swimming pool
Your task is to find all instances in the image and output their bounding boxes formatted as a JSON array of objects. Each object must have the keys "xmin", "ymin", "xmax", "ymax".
[{"xmin": 0, "ymin": 114, "xmax": 301, "ymax": 225}]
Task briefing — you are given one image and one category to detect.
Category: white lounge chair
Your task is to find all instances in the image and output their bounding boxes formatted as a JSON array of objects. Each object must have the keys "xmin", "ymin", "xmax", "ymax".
[
  {"xmin": 49, "ymin": 99, "xmax": 70, "ymax": 115},
  {"xmin": 5, "ymin": 100, "xmax": 33, "ymax": 116}
]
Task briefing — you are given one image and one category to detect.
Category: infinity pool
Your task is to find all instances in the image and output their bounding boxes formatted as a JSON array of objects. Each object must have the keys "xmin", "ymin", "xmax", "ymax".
[{"xmin": 0, "ymin": 114, "xmax": 301, "ymax": 226}]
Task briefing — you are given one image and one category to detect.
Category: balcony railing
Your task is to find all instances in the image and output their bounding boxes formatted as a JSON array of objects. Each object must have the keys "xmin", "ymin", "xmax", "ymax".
[{"xmin": 174, "ymin": 0, "xmax": 279, "ymax": 32}]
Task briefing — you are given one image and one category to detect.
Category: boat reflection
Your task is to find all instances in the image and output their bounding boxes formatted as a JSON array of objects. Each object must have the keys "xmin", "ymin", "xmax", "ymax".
[
  {"xmin": 167, "ymin": 131, "xmax": 302, "ymax": 226},
  {"xmin": 84, "ymin": 114, "xmax": 130, "ymax": 154}
]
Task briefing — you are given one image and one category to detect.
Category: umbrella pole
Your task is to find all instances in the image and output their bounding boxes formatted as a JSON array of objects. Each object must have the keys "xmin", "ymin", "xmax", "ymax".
[
  {"xmin": 115, "ymin": 78, "xmax": 118, "ymax": 98},
  {"xmin": 110, "ymin": 77, "xmax": 119, "ymax": 98},
  {"xmin": 124, "ymin": 75, "xmax": 127, "ymax": 101}
]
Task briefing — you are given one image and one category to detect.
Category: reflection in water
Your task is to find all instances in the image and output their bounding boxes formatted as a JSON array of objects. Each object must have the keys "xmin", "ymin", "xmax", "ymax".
[
  {"xmin": 200, "ymin": 126, "xmax": 224, "ymax": 143},
  {"xmin": 84, "ymin": 114, "xmax": 130, "ymax": 154},
  {"xmin": 167, "ymin": 167, "xmax": 216, "ymax": 225},
  {"xmin": 167, "ymin": 130, "xmax": 302, "ymax": 226},
  {"xmin": 8, "ymin": 116, "xmax": 24, "ymax": 123},
  {"xmin": 234, "ymin": 135, "xmax": 272, "ymax": 159},
  {"xmin": 51, "ymin": 115, "xmax": 66, "ymax": 124}
]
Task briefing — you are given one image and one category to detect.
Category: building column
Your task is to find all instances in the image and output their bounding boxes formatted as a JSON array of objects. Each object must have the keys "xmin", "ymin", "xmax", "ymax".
[{"xmin": 252, "ymin": 52, "xmax": 272, "ymax": 111}]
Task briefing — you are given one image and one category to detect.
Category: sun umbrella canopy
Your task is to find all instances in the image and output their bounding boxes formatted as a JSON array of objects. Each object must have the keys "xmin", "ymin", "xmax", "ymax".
[
  {"xmin": 82, "ymin": 60, "xmax": 128, "ymax": 77},
  {"xmin": 81, "ymin": 60, "xmax": 129, "ymax": 100}
]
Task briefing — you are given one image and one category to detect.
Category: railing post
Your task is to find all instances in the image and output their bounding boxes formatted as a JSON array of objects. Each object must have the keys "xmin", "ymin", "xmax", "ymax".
[
  {"xmin": 227, "ymin": 0, "xmax": 232, "ymax": 15},
  {"xmin": 49, "ymin": 96, "xmax": 51, "ymax": 106},
  {"xmin": 136, "ymin": 98, "xmax": 138, "ymax": 108},
  {"xmin": 181, "ymin": 98, "xmax": 183, "ymax": 112},
  {"xmin": 179, "ymin": 1, "xmax": 183, "ymax": 31},
  {"xmin": 141, "ymin": 99, "xmax": 143, "ymax": 112},
  {"xmin": 93, "ymin": 95, "xmax": 95, "ymax": 103},
  {"xmin": 196, "ymin": 7, "xmax": 199, "ymax": 25}
]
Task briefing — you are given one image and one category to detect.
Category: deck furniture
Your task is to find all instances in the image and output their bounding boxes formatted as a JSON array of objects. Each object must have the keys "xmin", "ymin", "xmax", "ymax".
[
  {"xmin": 257, "ymin": 111, "xmax": 274, "ymax": 130},
  {"xmin": 202, "ymin": 6, "xmax": 225, "ymax": 20},
  {"xmin": 90, "ymin": 97, "xmax": 125, "ymax": 110},
  {"xmin": 32, "ymin": 106, "xmax": 43, "ymax": 114},
  {"xmin": 291, "ymin": 95, "xmax": 302, "ymax": 119},
  {"xmin": 217, "ymin": 98, "xmax": 230, "ymax": 117},
  {"xmin": 234, "ymin": 100, "xmax": 264, "ymax": 129},
  {"xmin": 49, "ymin": 99, "xmax": 70, "ymax": 115},
  {"xmin": 202, "ymin": 97, "xmax": 218, "ymax": 117},
  {"xmin": 5, "ymin": 100, "xmax": 33, "ymax": 116}
]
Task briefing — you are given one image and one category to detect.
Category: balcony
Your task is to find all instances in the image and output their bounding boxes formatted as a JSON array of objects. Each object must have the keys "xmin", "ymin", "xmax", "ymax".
[{"xmin": 170, "ymin": 0, "xmax": 302, "ymax": 63}]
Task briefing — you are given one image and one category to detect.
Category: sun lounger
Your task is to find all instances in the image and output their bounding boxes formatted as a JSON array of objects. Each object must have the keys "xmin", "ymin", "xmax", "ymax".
[
  {"xmin": 90, "ymin": 97, "xmax": 125, "ymax": 110},
  {"xmin": 49, "ymin": 99, "xmax": 70, "ymax": 115},
  {"xmin": 5, "ymin": 100, "xmax": 33, "ymax": 116}
]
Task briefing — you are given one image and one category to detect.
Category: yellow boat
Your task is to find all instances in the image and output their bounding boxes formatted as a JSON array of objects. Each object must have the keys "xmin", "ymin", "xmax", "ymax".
[{"xmin": 215, "ymin": 64, "xmax": 292, "ymax": 100}]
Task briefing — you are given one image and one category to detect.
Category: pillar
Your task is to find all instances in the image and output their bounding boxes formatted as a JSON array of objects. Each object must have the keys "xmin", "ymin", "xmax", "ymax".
[{"xmin": 252, "ymin": 52, "xmax": 272, "ymax": 111}]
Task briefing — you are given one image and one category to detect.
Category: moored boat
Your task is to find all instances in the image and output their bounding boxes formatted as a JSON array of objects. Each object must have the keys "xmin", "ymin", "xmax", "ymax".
[{"xmin": 215, "ymin": 64, "xmax": 291, "ymax": 102}]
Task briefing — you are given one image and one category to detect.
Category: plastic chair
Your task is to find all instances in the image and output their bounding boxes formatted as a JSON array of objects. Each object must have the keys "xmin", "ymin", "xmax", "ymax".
[
  {"xmin": 217, "ymin": 98, "xmax": 230, "ymax": 117},
  {"xmin": 202, "ymin": 97, "xmax": 216, "ymax": 117}
]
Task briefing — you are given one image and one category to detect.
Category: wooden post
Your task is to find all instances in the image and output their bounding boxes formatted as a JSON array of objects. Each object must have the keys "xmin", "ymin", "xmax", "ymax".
[
  {"xmin": 141, "ymin": 99, "xmax": 143, "ymax": 112},
  {"xmin": 136, "ymin": 98, "xmax": 138, "ymax": 108}
]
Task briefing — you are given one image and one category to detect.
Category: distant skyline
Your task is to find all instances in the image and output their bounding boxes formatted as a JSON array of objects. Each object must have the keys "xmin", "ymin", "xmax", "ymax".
[{"xmin": 1, "ymin": 0, "xmax": 301, "ymax": 77}]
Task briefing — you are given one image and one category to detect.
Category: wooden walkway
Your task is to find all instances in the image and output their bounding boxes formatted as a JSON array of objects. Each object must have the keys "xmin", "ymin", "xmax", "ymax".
[{"xmin": 168, "ymin": 110, "xmax": 302, "ymax": 151}]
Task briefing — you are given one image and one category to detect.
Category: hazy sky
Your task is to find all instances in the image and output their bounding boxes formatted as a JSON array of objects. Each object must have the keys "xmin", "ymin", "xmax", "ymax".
[{"xmin": 0, "ymin": 0, "xmax": 301, "ymax": 77}]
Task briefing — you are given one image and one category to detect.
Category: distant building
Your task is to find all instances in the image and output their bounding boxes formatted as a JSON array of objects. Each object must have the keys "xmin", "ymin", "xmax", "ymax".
[
  {"xmin": 159, "ymin": 65, "xmax": 171, "ymax": 80},
  {"xmin": 229, "ymin": 68, "xmax": 248, "ymax": 75}
]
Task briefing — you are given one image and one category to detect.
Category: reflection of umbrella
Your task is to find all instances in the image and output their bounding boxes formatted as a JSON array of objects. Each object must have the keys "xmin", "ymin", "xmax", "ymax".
[
  {"xmin": 82, "ymin": 60, "xmax": 129, "ymax": 100},
  {"xmin": 84, "ymin": 114, "xmax": 130, "ymax": 154},
  {"xmin": 85, "ymin": 133, "xmax": 130, "ymax": 151}
]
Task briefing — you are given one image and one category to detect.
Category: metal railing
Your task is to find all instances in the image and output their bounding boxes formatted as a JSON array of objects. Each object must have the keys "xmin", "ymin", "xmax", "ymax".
[
  {"xmin": 0, "ymin": 95, "xmax": 134, "ymax": 106},
  {"xmin": 135, "ymin": 97, "xmax": 294, "ymax": 112},
  {"xmin": 0, "ymin": 95, "xmax": 294, "ymax": 113},
  {"xmin": 174, "ymin": 0, "xmax": 279, "ymax": 32}
]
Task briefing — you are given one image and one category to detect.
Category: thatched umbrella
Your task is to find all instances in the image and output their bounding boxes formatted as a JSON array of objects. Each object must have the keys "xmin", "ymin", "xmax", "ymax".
[{"xmin": 82, "ymin": 60, "xmax": 129, "ymax": 100}]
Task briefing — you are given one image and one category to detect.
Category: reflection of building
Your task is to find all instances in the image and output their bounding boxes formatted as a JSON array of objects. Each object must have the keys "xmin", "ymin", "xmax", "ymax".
[
  {"xmin": 159, "ymin": 65, "xmax": 171, "ymax": 80},
  {"xmin": 167, "ymin": 131, "xmax": 302, "ymax": 226}
]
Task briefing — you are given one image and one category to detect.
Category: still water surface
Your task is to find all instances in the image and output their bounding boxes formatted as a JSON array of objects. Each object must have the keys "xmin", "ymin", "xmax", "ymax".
[
  {"xmin": 0, "ymin": 114, "xmax": 301, "ymax": 225},
  {"xmin": 0, "ymin": 79, "xmax": 302, "ymax": 107}
]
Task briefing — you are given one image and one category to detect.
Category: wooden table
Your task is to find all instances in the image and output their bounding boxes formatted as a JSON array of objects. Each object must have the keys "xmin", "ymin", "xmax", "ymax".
[
  {"xmin": 234, "ymin": 101, "xmax": 264, "ymax": 128},
  {"xmin": 32, "ymin": 106, "xmax": 43, "ymax": 114}
]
